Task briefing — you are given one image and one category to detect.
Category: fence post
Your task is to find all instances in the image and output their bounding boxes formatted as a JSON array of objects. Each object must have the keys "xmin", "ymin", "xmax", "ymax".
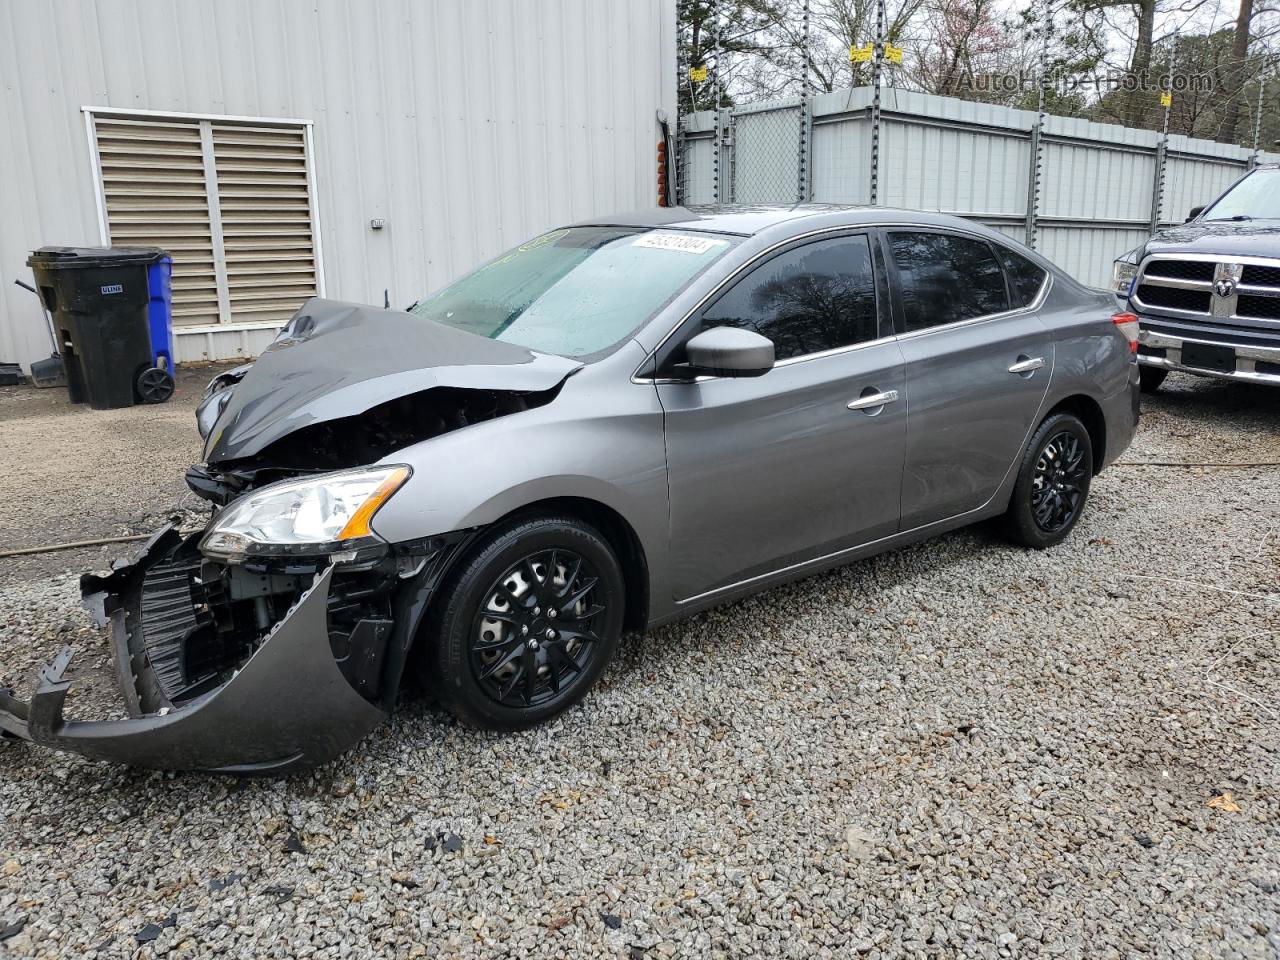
[
  {"xmin": 1025, "ymin": 11, "xmax": 1049, "ymax": 248},
  {"xmin": 869, "ymin": 0, "xmax": 885, "ymax": 205},
  {"xmin": 798, "ymin": 0, "xmax": 811, "ymax": 202},
  {"xmin": 712, "ymin": 25, "xmax": 722, "ymax": 203},
  {"xmin": 1149, "ymin": 40, "xmax": 1177, "ymax": 232},
  {"xmin": 674, "ymin": 125, "xmax": 687, "ymax": 206},
  {"xmin": 1249, "ymin": 74, "xmax": 1266, "ymax": 171}
]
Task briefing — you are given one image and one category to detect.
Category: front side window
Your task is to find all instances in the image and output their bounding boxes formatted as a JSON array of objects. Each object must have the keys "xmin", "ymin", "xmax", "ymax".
[
  {"xmin": 1202, "ymin": 168, "xmax": 1280, "ymax": 221},
  {"xmin": 411, "ymin": 227, "xmax": 737, "ymax": 358},
  {"xmin": 994, "ymin": 245, "xmax": 1048, "ymax": 307},
  {"xmin": 699, "ymin": 235, "xmax": 880, "ymax": 360},
  {"xmin": 889, "ymin": 232, "xmax": 1009, "ymax": 332}
]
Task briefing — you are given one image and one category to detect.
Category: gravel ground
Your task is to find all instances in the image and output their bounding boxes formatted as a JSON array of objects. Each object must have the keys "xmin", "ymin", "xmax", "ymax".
[{"xmin": 1, "ymin": 371, "xmax": 1277, "ymax": 960}]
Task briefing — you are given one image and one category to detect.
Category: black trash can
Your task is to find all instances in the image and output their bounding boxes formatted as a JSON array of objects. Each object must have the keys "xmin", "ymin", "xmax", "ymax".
[{"xmin": 26, "ymin": 246, "xmax": 173, "ymax": 410}]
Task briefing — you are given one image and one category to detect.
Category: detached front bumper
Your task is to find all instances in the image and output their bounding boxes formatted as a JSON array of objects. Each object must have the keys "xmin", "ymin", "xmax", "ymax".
[{"xmin": 0, "ymin": 525, "xmax": 392, "ymax": 774}]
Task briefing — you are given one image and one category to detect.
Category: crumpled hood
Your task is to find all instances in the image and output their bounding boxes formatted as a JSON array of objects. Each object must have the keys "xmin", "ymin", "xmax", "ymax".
[
  {"xmin": 1144, "ymin": 220, "xmax": 1280, "ymax": 260},
  {"xmin": 204, "ymin": 298, "xmax": 581, "ymax": 463}
]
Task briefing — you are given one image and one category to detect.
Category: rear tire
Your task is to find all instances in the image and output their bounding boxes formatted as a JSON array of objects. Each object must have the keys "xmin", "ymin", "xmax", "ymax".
[
  {"xmin": 420, "ymin": 515, "xmax": 625, "ymax": 730},
  {"xmin": 1002, "ymin": 412, "xmax": 1093, "ymax": 550},
  {"xmin": 1139, "ymin": 366, "xmax": 1168, "ymax": 393}
]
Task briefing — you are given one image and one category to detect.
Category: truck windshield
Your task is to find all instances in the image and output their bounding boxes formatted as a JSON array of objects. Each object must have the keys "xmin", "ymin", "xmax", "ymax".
[
  {"xmin": 410, "ymin": 226, "xmax": 736, "ymax": 358},
  {"xmin": 1203, "ymin": 168, "xmax": 1280, "ymax": 220}
]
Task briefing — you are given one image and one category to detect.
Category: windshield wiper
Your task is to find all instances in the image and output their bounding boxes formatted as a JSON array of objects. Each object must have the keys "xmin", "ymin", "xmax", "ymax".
[{"xmin": 1205, "ymin": 215, "xmax": 1254, "ymax": 221}]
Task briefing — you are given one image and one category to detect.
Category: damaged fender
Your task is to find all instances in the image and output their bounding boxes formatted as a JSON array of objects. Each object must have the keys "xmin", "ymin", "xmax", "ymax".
[{"xmin": 0, "ymin": 545, "xmax": 385, "ymax": 774}]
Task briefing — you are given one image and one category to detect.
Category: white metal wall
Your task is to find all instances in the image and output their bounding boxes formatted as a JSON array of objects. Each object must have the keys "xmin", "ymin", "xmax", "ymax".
[
  {"xmin": 682, "ymin": 87, "xmax": 1280, "ymax": 287},
  {"xmin": 0, "ymin": 0, "xmax": 677, "ymax": 370}
]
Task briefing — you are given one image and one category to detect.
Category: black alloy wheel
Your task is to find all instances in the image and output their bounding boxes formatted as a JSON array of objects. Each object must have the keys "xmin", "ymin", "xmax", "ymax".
[
  {"xmin": 1002, "ymin": 412, "xmax": 1093, "ymax": 549},
  {"xmin": 1030, "ymin": 430, "xmax": 1088, "ymax": 534},
  {"xmin": 469, "ymin": 547, "xmax": 607, "ymax": 709},
  {"xmin": 423, "ymin": 515, "xmax": 625, "ymax": 730}
]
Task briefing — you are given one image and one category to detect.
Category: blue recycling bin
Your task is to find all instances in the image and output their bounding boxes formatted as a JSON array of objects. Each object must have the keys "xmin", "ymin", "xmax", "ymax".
[{"xmin": 146, "ymin": 254, "xmax": 174, "ymax": 372}]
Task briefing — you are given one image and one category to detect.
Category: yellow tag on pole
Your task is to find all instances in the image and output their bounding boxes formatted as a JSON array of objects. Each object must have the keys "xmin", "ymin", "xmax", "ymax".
[
  {"xmin": 885, "ymin": 43, "xmax": 904, "ymax": 64},
  {"xmin": 1160, "ymin": 91, "xmax": 1172, "ymax": 108},
  {"xmin": 690, "ymin": 65, "xmax": 708, "ymax": 83},
  {"xmin": 849, "ymin": 44, "xmax": 873, "ymax": 63}
]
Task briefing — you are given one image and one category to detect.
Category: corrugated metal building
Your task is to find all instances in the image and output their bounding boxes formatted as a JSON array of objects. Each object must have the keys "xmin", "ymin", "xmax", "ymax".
[{"xmin": 0, "ymin": 0, "xmax": 677, "ymax": 370}]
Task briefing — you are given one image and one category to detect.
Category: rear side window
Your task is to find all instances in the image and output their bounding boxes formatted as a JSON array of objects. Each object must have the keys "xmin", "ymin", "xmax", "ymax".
[
  {"xmin": 700, "ymin": 235, "xmax": 879, "ymax": 360},
  {"xmin": 888, "ymin": 232, "xmax": 1009, "ymax": 332},
  {"xmin": 994, "ymin": 245, "xmax": 1048, "ymax": 307}
]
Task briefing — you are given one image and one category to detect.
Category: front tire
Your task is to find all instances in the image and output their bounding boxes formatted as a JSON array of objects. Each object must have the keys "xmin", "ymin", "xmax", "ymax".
[
  {"xmin": 421, "ymin": 515, "xmax": 625, "ymax": 730},
  {"xmin": 1139, "ymin": 366, "xmax": 1168, "ymax": 393},
  {"xmin": 1001, "ymin": 412, "xmax": 1093, "ymax": 549}
]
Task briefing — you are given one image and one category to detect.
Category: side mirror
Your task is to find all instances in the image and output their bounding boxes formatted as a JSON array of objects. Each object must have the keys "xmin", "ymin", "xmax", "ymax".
[
  {"xmin": 682, "ymin": 326, "xmax": 775, "ymax": 378},
  {"xmin": 1186, "ymin": 205, "xmax": 1205, "ymax": 222}
]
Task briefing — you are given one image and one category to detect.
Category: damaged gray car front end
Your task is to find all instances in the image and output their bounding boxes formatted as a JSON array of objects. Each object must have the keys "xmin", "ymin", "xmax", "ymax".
[
  {"xmin": 0, "ymin": 297, "xmax": 585, "ymax": 773},
  {"xmin": 0, "ymin": 525, "xmax": 459, "ymax": 773}
]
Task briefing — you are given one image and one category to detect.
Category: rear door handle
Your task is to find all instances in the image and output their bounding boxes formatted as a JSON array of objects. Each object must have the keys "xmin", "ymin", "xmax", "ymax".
[
  {"xmin": 1008, "ymin": 356, "xmax": 1045, "ymax": 375},
  {"xmin": 847, "ymin": 388, "xmax": 899, "ymax": 412}
]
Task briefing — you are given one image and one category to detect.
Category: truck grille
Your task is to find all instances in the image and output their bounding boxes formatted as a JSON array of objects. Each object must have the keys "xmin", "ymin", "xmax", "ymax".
[
  {"xmin": 1134, "ymin": 257, "xmax": 1280, "ymax": 326},
  {"xmin": 1143, "ymin": 260, "xmax": 1215, "ymax": 283}
]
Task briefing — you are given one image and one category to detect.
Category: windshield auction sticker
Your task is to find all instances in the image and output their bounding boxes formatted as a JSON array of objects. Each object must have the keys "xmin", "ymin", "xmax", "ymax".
[{"xmin": 633, "ymin": 233, "xmax": 727, "ymax": 255}]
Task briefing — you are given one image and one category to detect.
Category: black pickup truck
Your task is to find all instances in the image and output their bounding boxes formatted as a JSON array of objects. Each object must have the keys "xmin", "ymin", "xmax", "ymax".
[{"xmin": 1112, "ymin": 163, "xmax": 1280, "ymax": 391}]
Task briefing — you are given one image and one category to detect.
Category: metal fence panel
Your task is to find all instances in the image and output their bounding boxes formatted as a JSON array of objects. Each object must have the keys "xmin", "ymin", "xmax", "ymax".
[
  {"xmin": 1038, "ymin": 224, "xmax": 1153, "ymax": 285},
  {"xmin": 683, "ymin": 86, "xmax": 1280, "ymax": 287},
  {"xmin": 880, "ymin": 119, "xmax": 1030, "ymax": 217},
  {"xmin": 811, "ymin": 116, "xmax": 872, "ymax": 203},
  {"xmin": 732, "ymin": 100, "xmax": 803, "ymax": 203},
  {"xmin": 680, "ymin": 134, "xmax": 718, "ymax": 204},
  {"xmin": 1039, "ymin": 141, "xmax": 1156, "ymax": 224}
]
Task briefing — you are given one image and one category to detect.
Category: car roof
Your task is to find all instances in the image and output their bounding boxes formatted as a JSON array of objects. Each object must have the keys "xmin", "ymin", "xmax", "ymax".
[{"xmin": 572, "ymin": 203, "xmax": 1018, "ymax": 238}]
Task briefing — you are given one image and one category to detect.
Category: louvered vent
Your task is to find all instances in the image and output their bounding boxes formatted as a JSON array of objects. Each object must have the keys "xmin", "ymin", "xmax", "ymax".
[
  {"xmin": 92, "ymin": 112, "xmax": 319, "ymax": 328},
  {"xmin": 211, "ymin": 124, "xmax": 318, "ymax": 323},
  {"xmin": 94, "ymin": 118, "xmax": 221, "ymax": 325}
]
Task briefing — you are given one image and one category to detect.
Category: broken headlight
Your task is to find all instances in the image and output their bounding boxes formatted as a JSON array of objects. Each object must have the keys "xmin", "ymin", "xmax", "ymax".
[{"xmin": 200, "ymin": 465, "xmax": 411, "ymax": 560}]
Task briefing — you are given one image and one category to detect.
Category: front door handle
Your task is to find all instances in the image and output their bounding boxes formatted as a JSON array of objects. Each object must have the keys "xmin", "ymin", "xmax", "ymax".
[
  {"xmin": 847, "ymin": 388, "xmax": 899, "ymax": 412},
  {"xmin": 1008, "ymin": 356, "xmax": 1045, "ymax": 375}
]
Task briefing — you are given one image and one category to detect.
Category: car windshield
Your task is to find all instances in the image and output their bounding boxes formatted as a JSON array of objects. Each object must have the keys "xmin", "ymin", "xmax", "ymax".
[
  {"xmin": 410, "ymin": 226, "xmax": 737, "ymax": 357},
  {"xmin": 1203, "ymin": 168, "xmax": 1280, "ymax": 220}
]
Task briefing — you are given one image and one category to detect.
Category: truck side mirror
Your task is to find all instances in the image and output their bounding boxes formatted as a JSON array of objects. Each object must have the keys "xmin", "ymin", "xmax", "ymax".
[{"xmin": 1186, "ymin": 205, "xmax": 1205, "ymax": 222}]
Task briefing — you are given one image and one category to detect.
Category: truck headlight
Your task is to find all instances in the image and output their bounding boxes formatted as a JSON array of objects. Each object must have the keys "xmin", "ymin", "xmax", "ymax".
[
  {"xmin": 201, "ymin": 465, "xmax": 411, "ymax": 560},
  {"xmin": 1111, "ymin": 258, "xmax": 1138, "ymax": 296}
]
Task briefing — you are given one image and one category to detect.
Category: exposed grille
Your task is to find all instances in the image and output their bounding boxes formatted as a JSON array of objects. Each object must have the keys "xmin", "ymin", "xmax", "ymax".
[
  {"xmin": 138, "ymin": 555, "xmax": 204, "ymax": 702},
  {"xmin": 1135, "ymin": 284, "xmax": 1212, "ymax": 313},
  {"xmin": 1142, "ymin": 260, "xmax": 1215, "ymax": 282},
  {"xmin": 1242, "ymin": 264, "xmax": 1280, "ymax": 287},
  {"xmin": 1237, "ymin": 295, "xmax": 1280, "ymax": 321}
]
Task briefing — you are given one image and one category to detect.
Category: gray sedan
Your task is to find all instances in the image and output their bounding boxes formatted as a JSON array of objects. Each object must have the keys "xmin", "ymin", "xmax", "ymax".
[{"xmin": 0, "ymin": 206, "xmax": 1139, "ymax": 772}]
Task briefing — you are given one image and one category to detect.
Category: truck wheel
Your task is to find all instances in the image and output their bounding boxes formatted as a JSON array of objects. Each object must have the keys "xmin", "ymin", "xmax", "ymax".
[
  {"xmin": 1139, "ymin": 366, "xmax": 1168, "ymax": 393},
  {"xmin": 421, "ymin": 515, "xmax": 625, "ymax": 730},
  {"xmin": 1002, "ymin": 412, "xmax": 1093, "ymax": 550}
]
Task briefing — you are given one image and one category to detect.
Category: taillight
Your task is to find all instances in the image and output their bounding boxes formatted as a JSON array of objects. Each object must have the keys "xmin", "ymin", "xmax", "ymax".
[{"xmin": 1113, "ymin": 312, "xmax": 1140, "ymax": 353}]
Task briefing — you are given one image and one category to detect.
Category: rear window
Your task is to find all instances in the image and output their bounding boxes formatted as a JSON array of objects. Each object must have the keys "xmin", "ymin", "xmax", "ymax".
[
  {"xmin": 995, "ymin": 245, "xmax": 1048, "ymax": 307},
  {"xmin": 411, "ymin": 226, "xmax": 737, "ymax": 358},
  {"xmin": 888, "ymin": 232, "xmax": 1009, "ymax": 332}
]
